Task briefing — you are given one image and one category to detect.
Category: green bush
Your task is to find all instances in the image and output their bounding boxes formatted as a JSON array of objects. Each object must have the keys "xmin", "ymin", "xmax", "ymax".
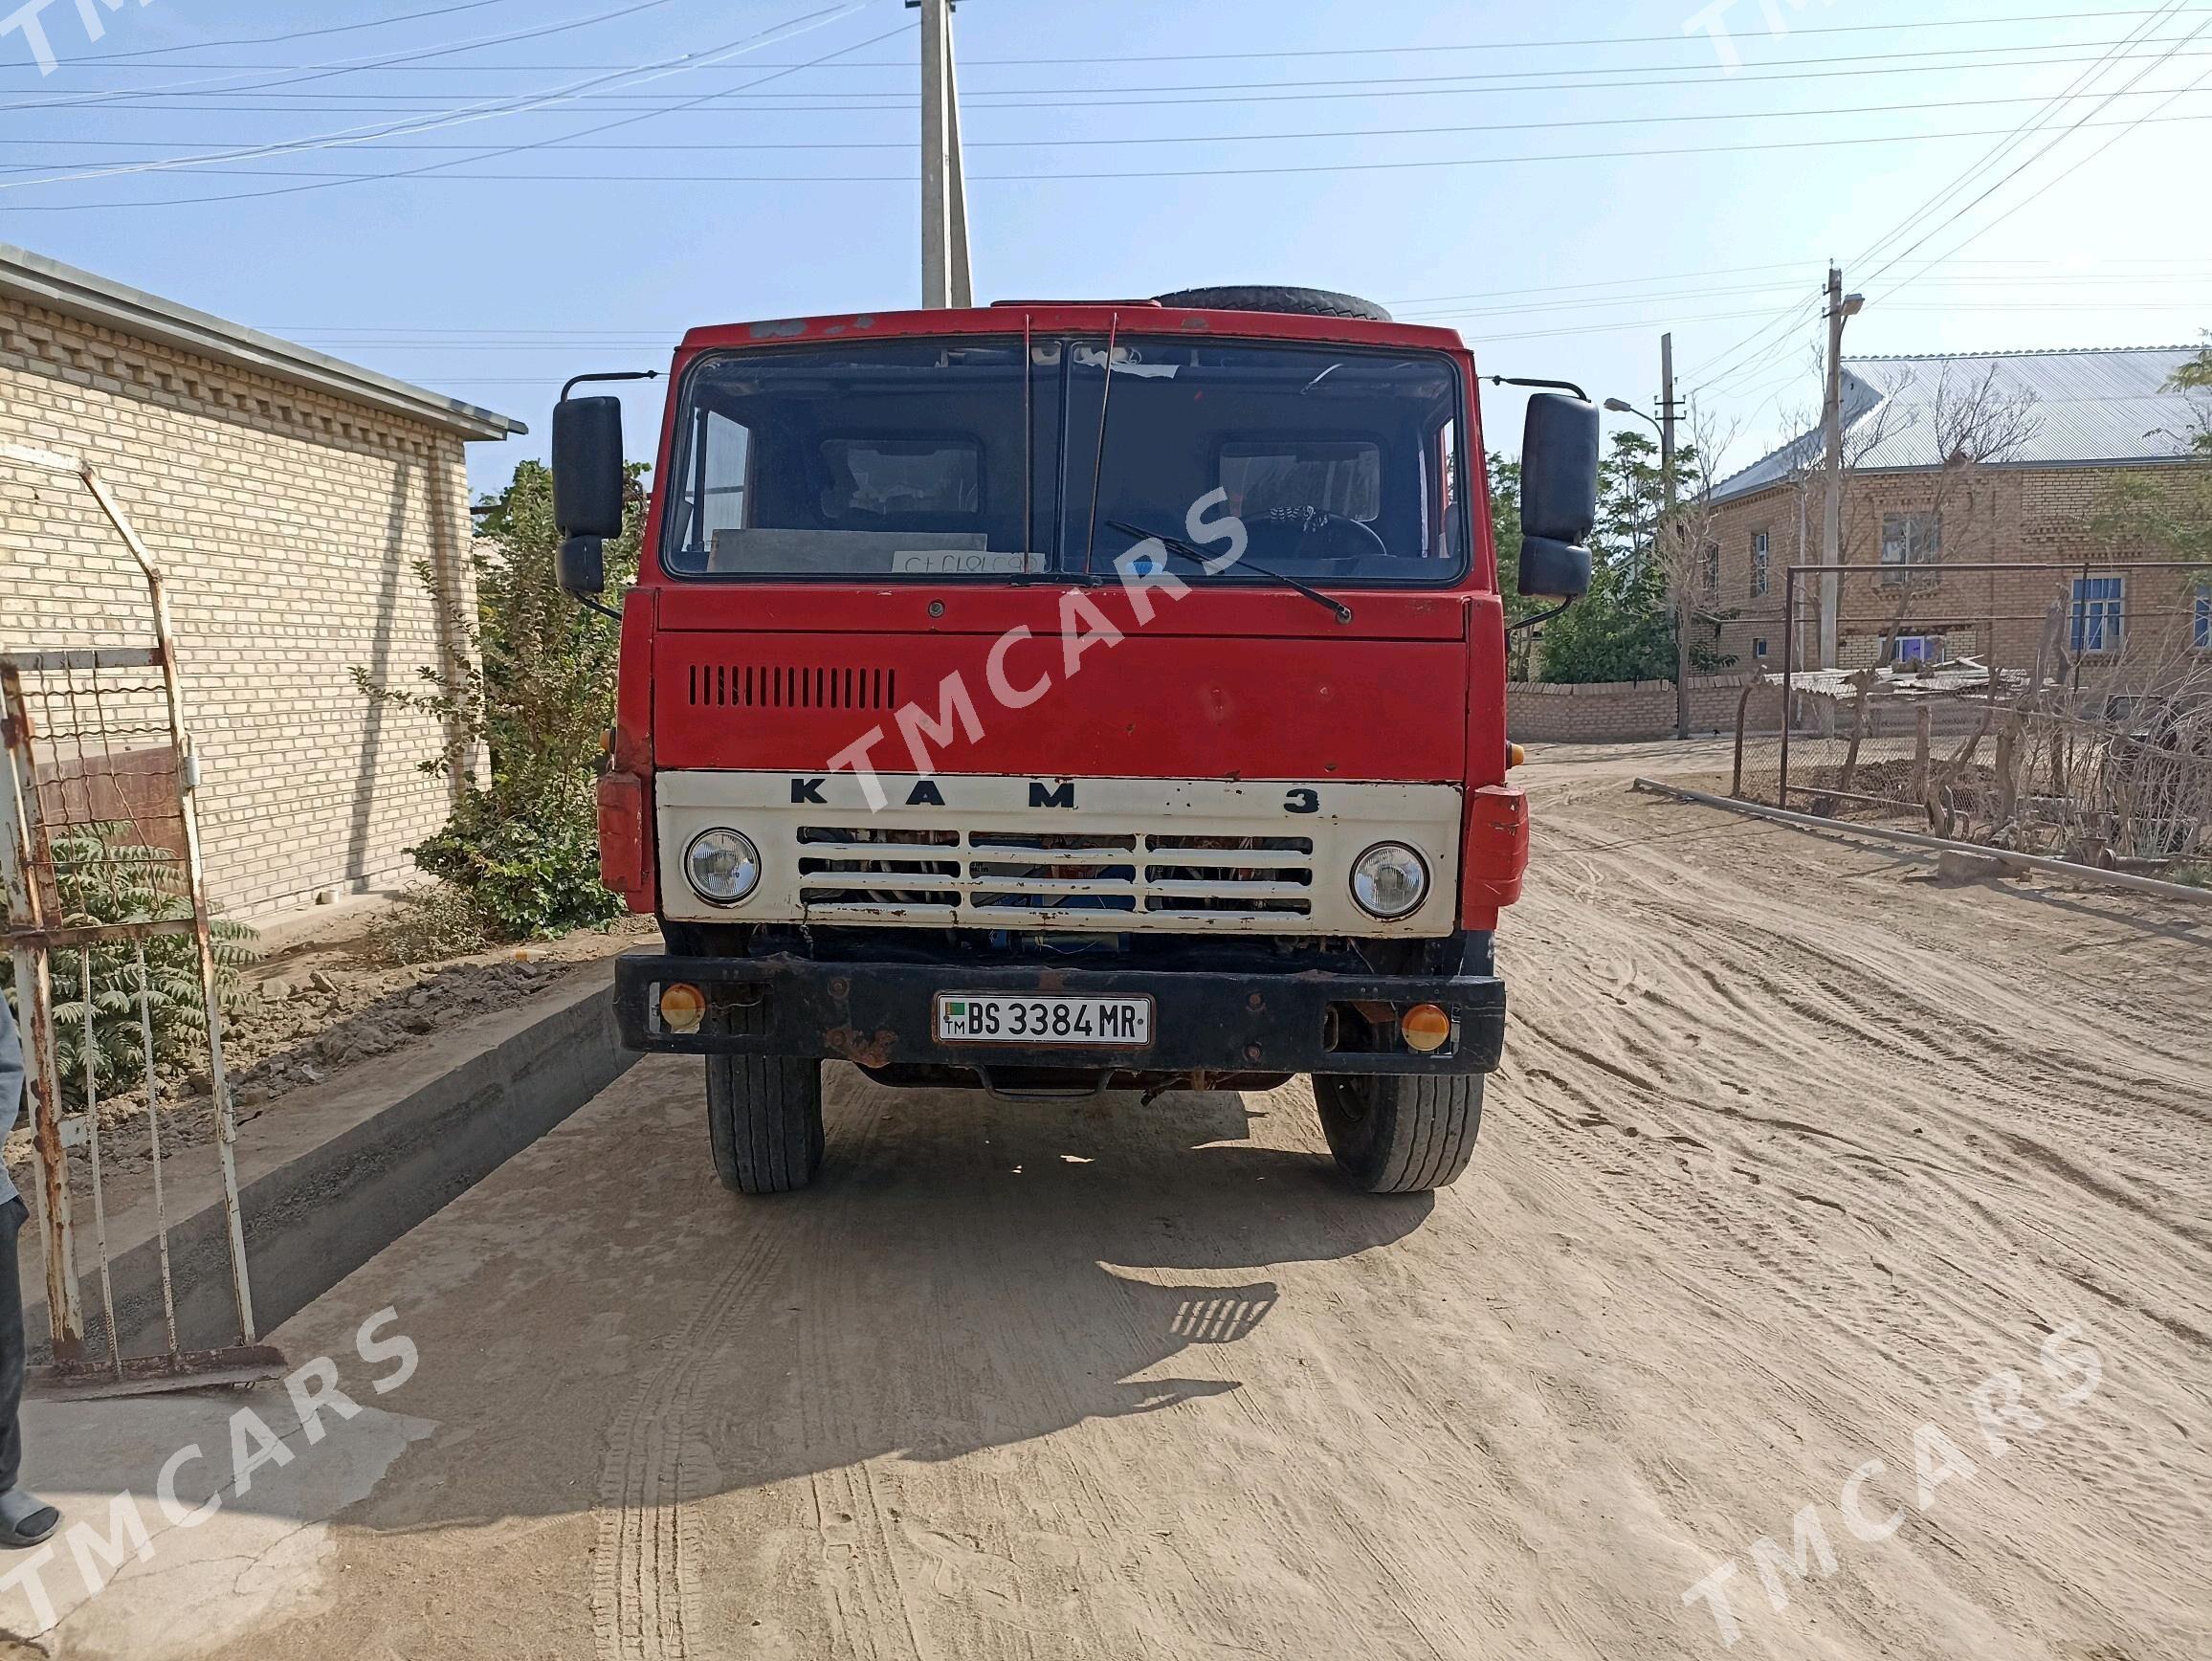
[
  {"xmin": 0, "ymin": 824, "xmax": 255, "ymax": 1108},
  {"xmin": 409, "ymin": 777, "xmax": 624, "ymax": 940},
  {"xmin": 358, "ymin": 457, "xmax": 648, "ymax": 943}
]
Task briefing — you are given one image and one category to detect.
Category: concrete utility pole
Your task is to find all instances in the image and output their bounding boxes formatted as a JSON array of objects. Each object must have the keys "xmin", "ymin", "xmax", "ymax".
[
  {"xmin": 917, "ymin": 0, "xmax": 973, "ymax": 309},
  {"xmin": 1661, "ymin": 332, "xmax": 1690, "ymax": 740},
  {"xmin": 1818, "ymin": 266, "xmax": 1864, "ymax": 671}
]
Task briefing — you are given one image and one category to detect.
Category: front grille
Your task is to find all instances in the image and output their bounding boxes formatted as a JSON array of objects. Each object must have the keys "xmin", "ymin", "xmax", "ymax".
[
  {"xmin": 794, "ymin": 826, "xmax": 1315, "ymax": 922},
  {"xmin": 688, "ymin": 663, "xmax": 897, "ymax": 711}
]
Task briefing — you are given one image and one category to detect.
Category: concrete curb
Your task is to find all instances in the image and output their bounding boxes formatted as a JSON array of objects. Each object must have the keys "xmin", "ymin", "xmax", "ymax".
[{"xmin": 27, "ymin": 963, "xmax": 639, "ymax": 1365}]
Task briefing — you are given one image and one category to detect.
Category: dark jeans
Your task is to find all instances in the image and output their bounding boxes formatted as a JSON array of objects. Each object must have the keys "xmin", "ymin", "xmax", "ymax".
[{"xmin": 0, "ymin": 1195, "xmax": 25, "ymax": 1494}]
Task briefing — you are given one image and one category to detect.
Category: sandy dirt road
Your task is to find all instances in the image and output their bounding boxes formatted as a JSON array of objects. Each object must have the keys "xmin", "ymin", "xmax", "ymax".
[{"xmin": 74, "ymin": 746, "xmax": 2206, "ymax": 1661}]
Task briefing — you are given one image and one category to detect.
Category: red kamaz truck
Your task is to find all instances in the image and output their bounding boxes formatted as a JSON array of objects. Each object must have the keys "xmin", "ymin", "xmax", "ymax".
[{"xmin": 552, "ymin": 286, "xmax": 1596, "ymax": 1197}]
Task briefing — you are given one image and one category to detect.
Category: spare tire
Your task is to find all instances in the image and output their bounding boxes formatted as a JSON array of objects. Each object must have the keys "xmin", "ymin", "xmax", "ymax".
[{"xmin": 1152, "ymin": 285, "xmax": 1392, "ymax": 322}]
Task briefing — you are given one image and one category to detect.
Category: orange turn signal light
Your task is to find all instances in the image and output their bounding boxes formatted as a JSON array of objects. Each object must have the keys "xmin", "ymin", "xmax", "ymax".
[
  {"xmin": 1401, "ymin": 1004, "xmax": 1452, "ymax": 1053},
  {"xmin": 658, "ymin": 982, "xmax": 707, "ymax": 1034},
  {"xmin": 1508, "ymin": 742, "xmax": 1526, "ymax": 768}
]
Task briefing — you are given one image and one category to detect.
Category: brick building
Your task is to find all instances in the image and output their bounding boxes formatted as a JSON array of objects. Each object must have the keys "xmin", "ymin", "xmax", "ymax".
[
  {"xmin": 1701, "ymin": 347, "xmax": 2210, "ymax": 679},
  {"xmin": 0, "ymin": 242, "xmax": 523, "ymax": 917}
]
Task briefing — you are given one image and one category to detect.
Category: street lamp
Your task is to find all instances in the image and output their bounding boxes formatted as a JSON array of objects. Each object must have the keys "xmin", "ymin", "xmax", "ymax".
[
  {"xmin": 1599, "ymin": 395, "xmax": 1670, "ymax": 554},
  {"xmin": 1604, "ymin": 388, "xmax": 1691, "ymax": 737}
]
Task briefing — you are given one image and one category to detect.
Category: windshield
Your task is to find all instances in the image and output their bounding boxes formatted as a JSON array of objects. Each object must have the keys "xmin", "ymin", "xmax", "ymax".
[{"xmin": 660, "ymin": 335, "xmax": 1467, "ymax": 584}]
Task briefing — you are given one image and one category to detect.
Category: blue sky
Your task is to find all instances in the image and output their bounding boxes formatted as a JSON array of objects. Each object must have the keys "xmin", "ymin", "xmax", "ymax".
[{"xmin": 3, "ymin": 0, "xmax": 2207, "ymax": 496}]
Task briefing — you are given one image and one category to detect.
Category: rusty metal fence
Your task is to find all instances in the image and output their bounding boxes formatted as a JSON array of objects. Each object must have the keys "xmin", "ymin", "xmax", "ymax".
[
  {"xmin": 1, "ymin": 443, "xmax": 282, "ymax": 1393},
  {"xmin": 1732, "ymin": 562, "xmax": 2211, "ymax": 868}
]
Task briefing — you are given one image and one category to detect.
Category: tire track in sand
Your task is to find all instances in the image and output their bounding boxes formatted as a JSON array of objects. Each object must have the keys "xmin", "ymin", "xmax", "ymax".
[{"xmin": 591, "ymin": 1223, "xmax": 789, "ymax": 1661}]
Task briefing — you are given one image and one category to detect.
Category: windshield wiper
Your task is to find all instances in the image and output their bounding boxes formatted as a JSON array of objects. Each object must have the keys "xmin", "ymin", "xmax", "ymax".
[{"xmin": 1106, "ymin": 519, "xmax": 1353, "ymax": 624}]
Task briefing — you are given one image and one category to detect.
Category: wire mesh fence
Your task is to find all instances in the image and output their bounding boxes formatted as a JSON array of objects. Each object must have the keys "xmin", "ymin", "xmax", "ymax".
[
  {"xmin": 2, "ymin": 444, "xmax": 280, "ymax": 1392},
  {"xmin": 1729, "ymin": 563, "xmax": 2211, "ymax": 872}
]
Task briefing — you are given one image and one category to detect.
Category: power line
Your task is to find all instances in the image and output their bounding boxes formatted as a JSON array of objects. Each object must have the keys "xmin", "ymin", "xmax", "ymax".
[
  {"xmin": 1687, "ymin": 0, "xmax": 2195, "ymax": 395},
  {"xmin": 29, "ymin": 0, "xmax": 532, "ymax": 64},
  {"xmin": 1856, "ymin": 11, "xmax": 2212, "ymax": 293},
  {"xmin": 13, "ymin": 83, "xmax": 2212, "ymax": 162},
  {"xmin": 0, "ymin": 4, "xmax": 880, "ymax": 192},
  {"xmin": 2, "ymin": 11, "xmax": 923, "ymax": 214},
  {"xmin": 1694, "ymin": 7, "xmax": 2208, "ymax": 398},
  {"xmin": 15, "ymin": 37, "xmax": 2212, "ymax": 115},
  {"xmin": 1848, "ymin": 0, "xmax": 2191, "ymax": 282},
  {"xmin": 5, "ymin": 9, "xmax": 2167, "ymax": 73},
  {"xmin": 273, "ymin": 295, "xmax": 2212, "ymax": 352},
  {"xmin": 1392, "ymin": 275, "xmax": 2212, "ymax": 323},
  {"xmin": 3, "ymin": 0, "xmax": 683, "ymax": 119},
  {"xmin": 251, "ymin": 269, "xmax": 2212, "ymax": 343},
  {"xmin": 1870, "ymin": 58, "xmax": 2212, "ymax": 302},
  {"xmin": 252, "ymin": 260, "xmax": 2212, "ymax": 336},
  {"xmin": 13, "ymin": 109, "xmax": 2209, "ymax": 210}
]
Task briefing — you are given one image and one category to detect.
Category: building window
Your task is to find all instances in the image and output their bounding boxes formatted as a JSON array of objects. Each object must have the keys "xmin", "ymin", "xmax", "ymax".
[
  {"xmin": 1751, "ymin": 530, "xmax": 1769, "ymax": 598},
  {"xmin": 2070, "ymin": 575, "xmax": 2124, "ymax": 653},
  {"xmin": 1893, "ymin": 634, "xmax": 1941, "ymax": 665},
  {"xmin": 1753, "ymin": 637, "xmax": 1768, "ymax": 658},
  {"xmin": 2196, "ymin": 583, "xmax": 2210, "ymax": 651},
  {"xmin": 1700, "ymin": 542, "xmax": 1720, "ymax": 601},
  {"xmin": 1879, "ymin": 513, "xmax": 1940, "ymax": 582}
]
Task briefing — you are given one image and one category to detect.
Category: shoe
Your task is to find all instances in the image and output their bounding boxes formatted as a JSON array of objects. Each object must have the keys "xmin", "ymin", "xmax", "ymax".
[{"xmin": 0, "ymin": 1487, "xmax": 58, "ymax": 1549}]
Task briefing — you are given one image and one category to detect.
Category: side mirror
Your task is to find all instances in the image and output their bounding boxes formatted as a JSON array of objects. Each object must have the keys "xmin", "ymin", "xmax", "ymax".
[
  {"xmin": 557, "ymin": 535, "xmax": 606, "ymax": 599},
  {"xmin": 1518, "ymin": 392, "xmax": 1599, "ymax": 599},
  {"xmin": 1518, "ymin": 536, "xmax": 1591, "ymax": 601},
  {"xmin": 552, "ymin": 396, "xmax": 625, "ymax": 539}
]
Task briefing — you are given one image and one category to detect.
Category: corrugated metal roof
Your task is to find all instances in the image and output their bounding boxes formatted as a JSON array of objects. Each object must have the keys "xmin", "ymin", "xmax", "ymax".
[
  {"xmin": 1711, "ymin": 345, "xmax": 2205, "ymax": 503},
  {"xmin": 0, "ymin": 240, "xmax": 526, "ymax": 441}
]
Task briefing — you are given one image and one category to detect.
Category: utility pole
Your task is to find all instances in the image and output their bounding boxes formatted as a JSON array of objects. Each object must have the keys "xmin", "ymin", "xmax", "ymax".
[
  {"xmin": 917, "ymin": 0, "xmax": 972, "ymax": 309},
  {"xmin": 1818, "ymin": 266, "xmax": 1864, "ymax": 672},
  {"xmin": 1661, "ymin": 332, "xmax": 1689, "ymax": 740}
]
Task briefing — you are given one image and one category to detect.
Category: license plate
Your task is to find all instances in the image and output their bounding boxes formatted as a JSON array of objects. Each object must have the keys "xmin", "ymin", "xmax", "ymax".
[{"xmin": 934, "ymin": 993, "xmax": 1154, "ymax": 1048}]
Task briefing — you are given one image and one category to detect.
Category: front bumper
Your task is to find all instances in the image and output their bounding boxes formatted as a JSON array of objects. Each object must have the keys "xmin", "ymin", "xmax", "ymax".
[{"xmin": 613, "ymin": 953, "xmax": 1506, "ymax": 1075}]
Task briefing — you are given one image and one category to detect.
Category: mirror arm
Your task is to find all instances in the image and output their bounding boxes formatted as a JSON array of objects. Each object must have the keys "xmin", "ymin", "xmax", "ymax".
[
  {"xmin": 1507, "ymin": 599, "xmax": 1574, "ymax": 634},
  {"xmin": 1487, "ymin": 373, "xmax": 1590, "ymax": 401},
  {"xmin": 560, "ymin": 368, "xmax": 659, "ymax": 401},
  {"xmin": 574, "ymin": 593, "xmax": 623, "ymax": 623}
]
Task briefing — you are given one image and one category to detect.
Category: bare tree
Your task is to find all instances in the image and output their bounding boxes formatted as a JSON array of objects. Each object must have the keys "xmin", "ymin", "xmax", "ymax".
[
  {"xmin": 1832, "ymin": 365, "xmax": 2042, "ymax": 801},
  {"xmin": 1653, "ymin": 404, "xmax": 1739, "ymax": 737}
]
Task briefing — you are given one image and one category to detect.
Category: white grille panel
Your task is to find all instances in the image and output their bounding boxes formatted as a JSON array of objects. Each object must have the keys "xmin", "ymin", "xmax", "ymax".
[
  {"xmin": 656, "ymin": 772, "xmax": 1462, "ymax": 937},
  {"xmin": 791, "ymin": 829, "xmax": 1314, "ymax": 921}
]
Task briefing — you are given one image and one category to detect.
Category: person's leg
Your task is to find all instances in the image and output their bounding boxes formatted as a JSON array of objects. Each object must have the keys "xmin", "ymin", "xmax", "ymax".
[
  {"xmin": 0, "ymin": 1195, "xmax": 23, "ymax": 1493},
  {"xmin": 0, "ymin": 1194, "xmax": 55, "ymax": 1547}
]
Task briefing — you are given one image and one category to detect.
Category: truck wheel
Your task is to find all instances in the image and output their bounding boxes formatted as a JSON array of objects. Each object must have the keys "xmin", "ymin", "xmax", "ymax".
[
  {"xmin": 705, "ymin": 1056, "xmax": 825, "ymax": 1194},
  {"xmin": 1151, "ymin": 285, "xmax": 1392, "ymax": 322},
  {"xmin": 1311, "ymin": 1074, "xmax": 1483, "ymax": 1193}
]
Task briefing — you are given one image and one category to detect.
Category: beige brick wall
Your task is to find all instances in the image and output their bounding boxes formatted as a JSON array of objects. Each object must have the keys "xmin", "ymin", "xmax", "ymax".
[
  {"xmin": 0, "ymin": 296, "xmax": 476, "ymax": 917},
  {"xmin": 1508, "ymin": 673, "xmax": 1783, "ymax": 743},
  {"xmin": 1705, "ymin": 463, "xmax": 2211, "ymax": 675}
]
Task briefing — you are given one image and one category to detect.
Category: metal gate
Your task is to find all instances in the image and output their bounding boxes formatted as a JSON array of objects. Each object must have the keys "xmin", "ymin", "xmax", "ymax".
[{"xmin": 0, "ymin": 443, "xmax": 283, "ymax": 1394}]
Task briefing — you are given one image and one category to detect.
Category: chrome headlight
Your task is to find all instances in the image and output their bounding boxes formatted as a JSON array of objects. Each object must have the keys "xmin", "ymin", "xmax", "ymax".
[
  {"xmin": 1350, "ymin": 842, "xmax": 1428, "ymax": 919},
  {"xmin": 684, "ymin": 828, "xmax": 761, "ymax": 906}
]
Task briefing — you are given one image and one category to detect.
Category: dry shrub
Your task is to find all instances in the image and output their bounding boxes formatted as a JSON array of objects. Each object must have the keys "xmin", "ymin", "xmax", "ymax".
[{"xmin": 362, "ymin": 885, "xmax": 498, "ymax": 967}]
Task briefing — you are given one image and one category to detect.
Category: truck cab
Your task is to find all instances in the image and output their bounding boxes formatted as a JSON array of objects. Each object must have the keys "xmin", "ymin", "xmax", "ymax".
[{"xmin": 553, "ymin": 287, "xmax": 1596, "ymax": 1196}]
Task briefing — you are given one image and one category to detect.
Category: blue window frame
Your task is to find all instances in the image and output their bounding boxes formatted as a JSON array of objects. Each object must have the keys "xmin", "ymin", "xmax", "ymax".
[
  {"xmin": 2070, "ymin": 576, "xmax": 2124, "ymax": 653},
  {"xmin": 2196, "ymin": 583, "xmax": 2210, "ymax": 652}
]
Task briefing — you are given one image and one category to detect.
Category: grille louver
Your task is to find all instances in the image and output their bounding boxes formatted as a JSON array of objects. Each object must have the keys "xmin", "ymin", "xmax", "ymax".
[
  {"xmin": 793, "ymin": 826, "xmax": 1315, "ymax": 921},
  {"xmin": 687, "ymin": 664, "xmax": 897, "ymax": 711}
]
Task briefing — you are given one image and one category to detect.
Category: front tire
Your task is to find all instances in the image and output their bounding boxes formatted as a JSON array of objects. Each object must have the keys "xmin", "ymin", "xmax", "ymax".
[
  {"xmin": 705, "ymin": 1055, "xmax": 825, "ymax": 1194},
  {"xmin": 1312, "ymin": 1074, "xmax": 1483, "ymax": 1193}
]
